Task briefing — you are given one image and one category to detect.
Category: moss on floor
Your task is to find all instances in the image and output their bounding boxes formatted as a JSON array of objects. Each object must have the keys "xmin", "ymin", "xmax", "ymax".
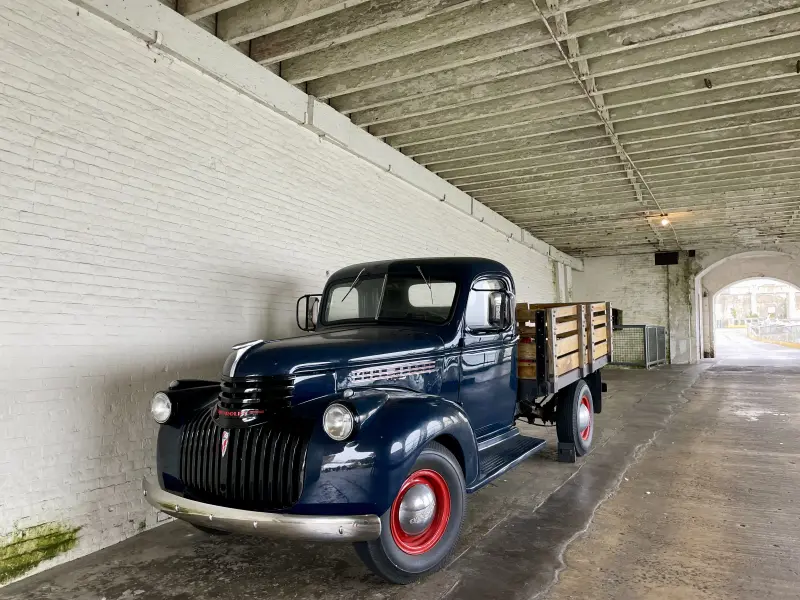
[{"xmin": 0, "ymin": 523, "xmax": 81, "ymax": 584}]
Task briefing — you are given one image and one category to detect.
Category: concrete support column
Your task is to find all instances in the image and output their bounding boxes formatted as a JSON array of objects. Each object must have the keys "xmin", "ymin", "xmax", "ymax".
[
  {"xmin": 667, "ymin": 253, "xmax": 698, "ymax": 364},
  {"xmin": 565, "ymin": 266, "xmax": 573, "ymax": 302},
  {"xmin": 702, "ymin": 289, "xmax": 713, "ymax": 358},
  {"xmin": 751, "ymin": 291, "xmax": 758, "ymax": 317},
  {"xmin": 790, "ymin": 288, "xmax": 798, "ymax": 320}
]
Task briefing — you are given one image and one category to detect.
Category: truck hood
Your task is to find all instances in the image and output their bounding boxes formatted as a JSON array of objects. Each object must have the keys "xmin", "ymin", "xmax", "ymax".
[{"xmin": 229, "ymin": 326, "xmax": 446, "ymax": 377}]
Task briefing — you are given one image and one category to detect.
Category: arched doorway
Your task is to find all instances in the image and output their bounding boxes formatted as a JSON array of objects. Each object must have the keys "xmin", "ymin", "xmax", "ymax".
[
  {"xmin": 712, "ymin": 277, "xmax": 800, "ymax": 360},
  {"xmin": 694, "ymin": 250, "xmax": 800, "ymax": 360}
]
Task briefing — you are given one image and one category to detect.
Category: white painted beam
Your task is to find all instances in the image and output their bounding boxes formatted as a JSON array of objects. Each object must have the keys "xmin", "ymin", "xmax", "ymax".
[
  {"xmin": 638, "ymin": 145, "xmax": 800, "ymax": 172},
  {"xmin": 217, "ymin": 0, "xmax": 369, "ymax": 45},
  {"xmin": 463, "ymin": 170, "xmax": 631, "ymax": 195},
  {"xmin": 487, "ymin": 177, "xmax": 800, "ymax": 211},
  {"xmin": 494, "ymin": 186, "xmax": 799, "ymax": 221},
  {"xmin": 436, "ymin": 146, "xmax": 619, "ymax": 179},
  {"xmin": 449, "ymin": 155, "xmax": 624, "ymax": 186},
  {"xmin": 429, "ymin": 125, "xmax": 800, "ymax": 175},
  {"xmin": 352, "ymin": 44, "xmax": 799, "ymax": 129},
  {"xmin": 630, "ymin": 127, "xmax": 800, "ymax": 162},
  {"xmin": 622, "ymin": 111, "xmax": 800, "ymax": 149},
  {"xmin": 177, "ymin": 0, "xmax": 248, "ymax": 21},
  {"xmin": 369, "ymin": 66, "xmax": 800, "ymax": 140},
  {"xmin": 467, "ymin": 149, "xmax": 800, "ymax": 191},
  {"xmin": 284, "ymin": 0, "xmax": 729, "ymax": 84},
  {"xmin": 249, "ymin": 0, "xmax": 483, "ymax": 64},
  {"xmin": 387, "ymin": 81, "xmax": 800, "ymax": 149},
  {"xmin": 371, "ymin": 88, "xmax": 588, "ymax": 139},
  {"xmin": 305, "ymin": 0, "xmax": 794, "ymax": 99},
  {"xmin": 349, "ymin": 64, "xmax": 573, "ymax": 126},
  {"xmin": 398, "ymin": 96, "xmax": 800, "ymax": 157},
  {"xmin": 411, "ymin": 125, "xmax": 607, "ymax": 162}
]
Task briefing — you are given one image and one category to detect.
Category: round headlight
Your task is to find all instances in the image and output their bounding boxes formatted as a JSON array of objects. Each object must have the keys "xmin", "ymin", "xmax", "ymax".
[
  {"xmin": 323, "ymin": 403, "xmax": 354, "ymax": 441},
  {"xmin": 150, "ymin": 392, "xmax": 172, "ymax": 424}
]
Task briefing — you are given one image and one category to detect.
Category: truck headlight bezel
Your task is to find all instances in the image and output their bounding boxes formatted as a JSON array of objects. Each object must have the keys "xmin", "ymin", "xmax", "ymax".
[
  {"xmin": 322, "ymin": 403, "xmax": 355, "ymax": 441},
  {"xmin": 150, "ymin": 392, "xmax": 172, "ymax": 424}
]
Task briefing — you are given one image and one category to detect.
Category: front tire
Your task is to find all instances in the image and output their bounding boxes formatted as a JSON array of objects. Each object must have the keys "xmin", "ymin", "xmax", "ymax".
[
  {"xmin": 354, "ymin": 441, "xmax": 466, "ymax": 584},
  {"xmin": 556, "ymin": 379, "xmax": 594, "ymax": 456}
]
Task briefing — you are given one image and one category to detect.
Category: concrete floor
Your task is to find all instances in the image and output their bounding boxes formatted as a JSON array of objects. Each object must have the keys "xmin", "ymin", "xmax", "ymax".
[
  {"xmin": 714, "ymin": 327, "xmax": 800, "ymax": 362},
  {"xmin": 3, "ymin": 355, "xmax": 799, "ymax": 600}
]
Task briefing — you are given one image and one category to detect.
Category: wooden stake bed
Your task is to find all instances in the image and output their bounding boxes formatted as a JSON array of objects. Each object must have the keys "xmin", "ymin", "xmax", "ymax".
[{"xmin": 516, "ymin": 301, "xmax": 612, "ymax": 396}]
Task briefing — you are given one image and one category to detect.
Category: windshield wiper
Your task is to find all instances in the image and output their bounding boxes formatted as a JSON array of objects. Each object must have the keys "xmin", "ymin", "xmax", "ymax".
[
  {"xmin": 417, "ymin": 266, "xmax": 434, "ymax": 304},
  {"xmin": 341, "ymin": 268, "xmax": 365, "ymax": 302}
]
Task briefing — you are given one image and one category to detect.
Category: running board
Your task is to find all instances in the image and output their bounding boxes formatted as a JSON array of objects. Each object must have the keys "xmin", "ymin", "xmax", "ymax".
[{"xmin": 467, "ymin": 431, "xmax": 546, "ymax": 493}]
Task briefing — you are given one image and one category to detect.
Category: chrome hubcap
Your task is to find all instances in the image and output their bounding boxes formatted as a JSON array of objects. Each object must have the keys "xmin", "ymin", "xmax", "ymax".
[
  {"xmin": 578, "ymin": 403, "xmax": 591, "ymax": 431},
  {"xmin": 398, "ymin": 483, "xmax": 436, "ymax": 535}
]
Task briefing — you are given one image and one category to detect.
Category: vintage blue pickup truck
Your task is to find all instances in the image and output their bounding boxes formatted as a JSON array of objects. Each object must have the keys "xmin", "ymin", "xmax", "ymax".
[{"xmin": 143, "ymin": 257, "xmax": 611, "ymax": 583}]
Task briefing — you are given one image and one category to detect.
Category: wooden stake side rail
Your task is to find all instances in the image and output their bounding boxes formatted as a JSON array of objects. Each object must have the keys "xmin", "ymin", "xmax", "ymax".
[{"xmin": 516, "ymin": 301, "xmax": 612, "ymax": 396}]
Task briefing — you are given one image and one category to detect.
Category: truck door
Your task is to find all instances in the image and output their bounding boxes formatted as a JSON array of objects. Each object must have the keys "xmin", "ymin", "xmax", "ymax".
[{"xmin": 459, "ymin": 276, "xmax": 517, "ymax": 439}]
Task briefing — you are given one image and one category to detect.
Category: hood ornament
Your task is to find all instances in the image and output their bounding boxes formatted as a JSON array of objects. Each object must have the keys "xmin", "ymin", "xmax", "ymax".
[{"xmin": 227, "ymin": 339, "xmax": 264, "ymax": 377}]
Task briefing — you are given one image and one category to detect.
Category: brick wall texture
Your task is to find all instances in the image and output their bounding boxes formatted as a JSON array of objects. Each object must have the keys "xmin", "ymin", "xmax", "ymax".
[
  {"xmin": 574, "ymin": 255, "xmax": 669, "ymax": 327},
  {"xmin": 0, "ymin": 0, "xmax": 557, "ymax": 580}
]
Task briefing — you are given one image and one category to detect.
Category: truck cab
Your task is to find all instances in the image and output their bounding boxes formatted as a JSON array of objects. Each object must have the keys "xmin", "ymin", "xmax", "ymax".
[{"xmin": 144, "ymin": 257, "xmax": 609, "ymax": 583}]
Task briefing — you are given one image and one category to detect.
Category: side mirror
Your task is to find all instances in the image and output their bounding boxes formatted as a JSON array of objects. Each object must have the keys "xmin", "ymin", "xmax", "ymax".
[
  {"xmin": 487, "ymin": 291, "xmax": 510, "ymax": 329},
  {"xmin": 296, "ymin": 294, "xmax": 321, "ymax": 331}
]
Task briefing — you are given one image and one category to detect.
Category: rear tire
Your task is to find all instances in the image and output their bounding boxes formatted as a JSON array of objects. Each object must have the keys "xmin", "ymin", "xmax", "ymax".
[
  {"xmin": 556, "ymin": 380, "xmax": 594, "ymax": 456},
  {"xmin": 354, "ymin": 441, "xmax": 466, "ymax": 584}
]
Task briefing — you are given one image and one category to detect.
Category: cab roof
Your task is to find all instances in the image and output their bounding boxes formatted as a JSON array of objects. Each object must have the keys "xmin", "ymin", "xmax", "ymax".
[{"xmin": 327, "ymin": 257, "xmax": 513, "ymax": 289}]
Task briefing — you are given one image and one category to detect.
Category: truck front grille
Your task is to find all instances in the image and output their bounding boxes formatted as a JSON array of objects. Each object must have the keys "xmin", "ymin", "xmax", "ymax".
[
  {"xmin": 179, "ymin": 409, "xmax": 309, "ymax": 511},
  {"xmin": 218, "ymin": 376, "xmax": 294, "ymax": 409}
]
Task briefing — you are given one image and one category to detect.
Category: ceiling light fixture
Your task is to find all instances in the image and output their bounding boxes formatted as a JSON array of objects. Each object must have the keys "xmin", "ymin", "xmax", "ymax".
[{"xmin": 661, "ymin": 217, "xmax": 671, "ymax": 227}]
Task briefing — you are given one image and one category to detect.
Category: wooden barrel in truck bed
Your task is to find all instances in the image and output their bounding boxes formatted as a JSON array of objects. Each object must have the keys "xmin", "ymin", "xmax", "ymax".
[{"xmin": 516, "ymin": 302, "xmax": 612, "ymax": 397}]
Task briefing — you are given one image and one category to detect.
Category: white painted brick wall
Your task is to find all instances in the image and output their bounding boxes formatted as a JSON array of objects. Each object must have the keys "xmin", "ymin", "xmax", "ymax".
[
  {"xmin": 0, "ymin": 0, "xmax": 556, "ymax": 580},
  {"xmin": 573, "ymin": 255, "xmax": 669, "ymax": 327}
]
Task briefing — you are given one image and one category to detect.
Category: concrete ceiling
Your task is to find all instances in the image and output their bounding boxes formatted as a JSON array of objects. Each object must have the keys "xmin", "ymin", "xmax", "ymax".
[{"xmin": 170, "ymin": 0, "xmax": 800, "ymax": 256}]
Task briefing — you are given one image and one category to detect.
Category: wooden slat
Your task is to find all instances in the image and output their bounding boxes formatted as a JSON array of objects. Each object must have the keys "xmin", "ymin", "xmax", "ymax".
[
  {"xmin": 519, "ymin": 324, "xmax": 536, "ymax": 336},
  {"xmin": 593, "ymin": 326, "xmax": 607, "ymax": 342},
  {"xmin": 591, "ymin": 302, "xmax": 607, "ymax": 314},
  {"xmin": 556, "ymin": 318, "xmax": 579, "ymax": 335},
  {"xmin": 518, "ymin": 361, "xmax": 537, "ymax": 379},
  {"xmin": 557, "ymin": 352, "xmax": 580, "ymax": 376},
  {"xmin": 557, "ymin": 335, "xmax": 579, "ymax": 357},
  {"xmin": 515, "ymin": 302, "xmax": 530, "ymax": 321},
  {"xmin": 593, "ymin": 341, "xmax": 609, "ymax": 360},
  {"xmin": 592, "ymin": 314, "xmax": 607, "ymax": 326},
  {"xmin": 525, "ymin": 302, "xmax": 577, "ymax": 309},
  {"xmin": 518, "ymin": 342, "xmax": 536, "ymax": 361},
  {"xmin": 554, "ymin": 305, "xmax": 578, "ymax": 319}
]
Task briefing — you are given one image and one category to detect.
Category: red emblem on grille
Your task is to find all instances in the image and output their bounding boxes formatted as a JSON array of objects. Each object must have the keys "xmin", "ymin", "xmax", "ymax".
[{"xmin": 221, "ymin": 430, "xmax": 230, "ymax": 457}]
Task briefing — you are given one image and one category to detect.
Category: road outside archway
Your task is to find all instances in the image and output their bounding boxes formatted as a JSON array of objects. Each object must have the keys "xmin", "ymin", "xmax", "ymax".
[{"xmin": 713, "ymin": 278, "xmax": 800, "ymax": 363}]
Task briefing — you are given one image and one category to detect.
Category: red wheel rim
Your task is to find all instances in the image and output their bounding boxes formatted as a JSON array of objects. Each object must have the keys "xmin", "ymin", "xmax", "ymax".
[
  {"xmin": 580, "ymin": 395, "xmax": 592, "ymax": 441},
  {"xmin": 390, "ymin": 469, "xmax": 451, "ymax": 555}
]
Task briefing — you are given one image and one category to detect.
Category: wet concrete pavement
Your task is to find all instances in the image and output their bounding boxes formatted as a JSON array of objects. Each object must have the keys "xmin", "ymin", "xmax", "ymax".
[
  {"xmin": 3, "ymin": 359, "xmax": 799, "ymax": 600},
  {"xmin": 546, "ymin": 359, "xmax": 800, "ymax": 600}
]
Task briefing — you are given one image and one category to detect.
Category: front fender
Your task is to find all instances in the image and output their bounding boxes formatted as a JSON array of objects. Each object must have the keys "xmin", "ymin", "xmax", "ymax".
[
  {"xmin": 155, "ymin": 383, "xmax": 220, "ymax": 491},
  {"xmin": 295, "ymin": 388, "xmax": 478, "ymax": 516}
]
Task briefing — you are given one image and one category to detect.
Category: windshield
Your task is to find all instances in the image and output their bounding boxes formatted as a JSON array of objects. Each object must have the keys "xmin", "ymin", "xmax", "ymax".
[{"xmin": 323, "ymin": 273, "xmax": 458, "ymax": 325}]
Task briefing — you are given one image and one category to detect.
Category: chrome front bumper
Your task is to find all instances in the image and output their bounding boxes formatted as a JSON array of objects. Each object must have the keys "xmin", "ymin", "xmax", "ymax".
[{"xmin": 142, "ymin": 477, "xmax": 381, "ymax": 542}]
